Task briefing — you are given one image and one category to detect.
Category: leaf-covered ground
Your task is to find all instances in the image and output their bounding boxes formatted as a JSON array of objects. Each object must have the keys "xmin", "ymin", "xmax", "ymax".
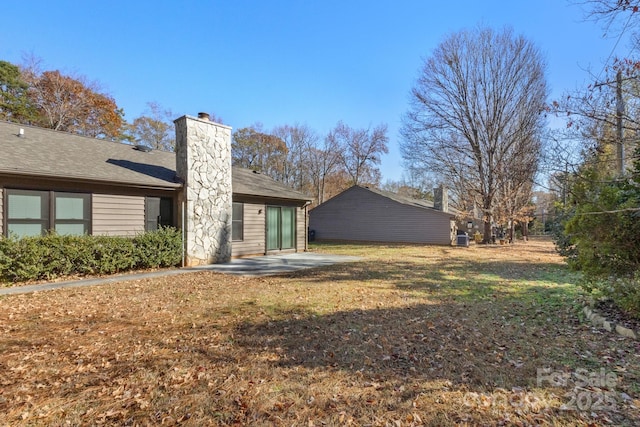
[{"xmin": 1, "ymin": 238, "xmax": 639, "ymax": 426}]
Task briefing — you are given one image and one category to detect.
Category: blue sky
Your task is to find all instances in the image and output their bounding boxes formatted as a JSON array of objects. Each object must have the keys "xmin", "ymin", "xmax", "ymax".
[{"xmin": 0, "ymin": 1, "xmax": 634, "ymax": 182}]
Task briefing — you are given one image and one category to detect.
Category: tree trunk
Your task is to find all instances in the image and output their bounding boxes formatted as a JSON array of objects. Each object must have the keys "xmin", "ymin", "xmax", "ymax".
[{"xmin": 483, "ymin": 219, "xmax": 492, "ymax": 244}]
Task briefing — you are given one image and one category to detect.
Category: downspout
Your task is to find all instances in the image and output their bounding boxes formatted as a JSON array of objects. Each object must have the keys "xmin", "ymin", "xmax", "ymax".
[
  {"xmin": 181, "ymin": 199, "xmax": 185, "ymax": 268},
  {"xmin": 303, "ymin": 200, "xmax": 312, "ymax": 252}
]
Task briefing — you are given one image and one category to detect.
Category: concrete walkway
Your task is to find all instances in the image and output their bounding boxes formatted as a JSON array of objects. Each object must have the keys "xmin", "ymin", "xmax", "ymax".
[{"xmin": 0, "ymin": 252, "xmax": 362, "ymax": 296}]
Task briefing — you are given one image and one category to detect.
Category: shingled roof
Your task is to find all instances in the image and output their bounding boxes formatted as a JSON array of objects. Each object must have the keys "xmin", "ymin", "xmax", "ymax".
[
  {"xmin": 360, "ymin": 185, "xmax": 437, "ymax": 209},
  {"xmin": 232, "ymin": 167, "xmax": 311, "ymax": 201},
  {"xmin": 333, "ymin": 185, "xmax": 458, "ymax": 216},
  {"xmin": 0, "ymin": 121, "xmax": 312, "ymax": 201}
]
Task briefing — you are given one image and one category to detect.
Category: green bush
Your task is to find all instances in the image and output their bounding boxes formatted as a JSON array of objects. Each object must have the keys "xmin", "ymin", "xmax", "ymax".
[
  {"xmin": 553, "ymin": 143, "xmax": 640, "ymax": 319},
  {"xmin": 133, "ymin": 227, "xmax": 183, "ymax": 268},
  {"xmin": 0, "ymin": 228, "xmax": 183, "ymax": 283}
]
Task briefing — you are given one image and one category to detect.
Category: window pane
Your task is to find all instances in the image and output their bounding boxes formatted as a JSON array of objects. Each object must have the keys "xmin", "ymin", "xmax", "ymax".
[
  {"xmin": 266, "ymin": 207, "xmax": 280, "ymax": 250},
  {"xmin": 281, "ymin": 208, "xmax": 295, "ymax": 249},
  {"xmin": 159, "ymin": 198, "xmax": 173, "ymax": 227},
  {"xmin": 232, "ymin": 221, "xmax": 243, "ymax": 241},
  {"xmin": 55, "ymin": 223, "xmax": 87, "ymax": 235},
  {"xmin": 145, "ymin": 197, "xmax": 160, "ymax": 231},
  {"xmin": 8, "ymin": 193, "xmax": 44, "ymax": 219},
  {"xmin": 232, "ymin": 203, "xmax": 243, "ymax": 241},
  {"xmin": 56, "ymin": 196, "xmax": 85, "ymax": 220},
  {"xmin": 232, "ymin": 203, "xmax": 243, "ymax": 221},
  {"xmin": 8, "ymin": 223, "xmax": 43, "ymax": 237}
]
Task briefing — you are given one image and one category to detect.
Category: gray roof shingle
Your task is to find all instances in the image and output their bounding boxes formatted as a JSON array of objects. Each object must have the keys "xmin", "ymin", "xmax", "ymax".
[{"xmin": 0, "ymin": 121, "xmax": 312, "ymax": 202}]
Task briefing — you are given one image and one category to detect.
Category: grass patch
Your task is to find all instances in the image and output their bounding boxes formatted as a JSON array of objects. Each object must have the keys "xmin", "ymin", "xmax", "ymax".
[{"xmin": 1, "ymin": 238, "xmax": 639, "ymax": 425}]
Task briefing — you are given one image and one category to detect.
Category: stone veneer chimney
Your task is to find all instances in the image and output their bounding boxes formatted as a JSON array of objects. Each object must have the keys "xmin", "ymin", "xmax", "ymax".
[
  {"xmin": 174, "ymin": 114, "xmax": 233, "ymax": 266},
  {"xmin": 433, "ymin": 185, "xmax": 448, "ymax": 212}
]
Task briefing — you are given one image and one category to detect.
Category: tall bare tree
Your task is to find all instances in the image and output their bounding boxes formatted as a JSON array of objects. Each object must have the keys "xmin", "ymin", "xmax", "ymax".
[
  {"xmin": 329, "ymin": 121, "xmax": 389, "ymax": 186},
  {"xmin": 401, "ymin": 26, "xmax": 548, "ymax": 241},
  {"xmin": 129, "ymin": 102, "xmax": 175, "ymax": 151},
  {"xmin": 306, "ymin": 133, "xmax": 343, "ymax": 205},
  {"xmin": 272, "ymin": 123, "xmax": 318, "ymax": 192}
]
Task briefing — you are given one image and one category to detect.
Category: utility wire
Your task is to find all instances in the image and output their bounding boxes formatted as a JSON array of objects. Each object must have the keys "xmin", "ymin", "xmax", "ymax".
[{"xmin": 595, "ymin": 11, "xmax": 635, "ymax": 82}]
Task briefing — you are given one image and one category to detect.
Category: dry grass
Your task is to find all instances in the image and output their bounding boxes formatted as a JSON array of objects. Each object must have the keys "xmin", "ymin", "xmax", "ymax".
[{"xmin": 1, "ymin": 238, "xmax": 639, "ymax": 426}]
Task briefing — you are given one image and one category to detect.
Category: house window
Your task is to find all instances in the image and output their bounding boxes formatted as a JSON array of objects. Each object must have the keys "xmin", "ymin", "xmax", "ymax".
[
  {"xmin": 5, "ymin": 189, "xmax": 90, "ymax": 238},
  {"xmin": 232, "ymin": 202, "xmax": 243, "ymax": 241},
  {"xmin": 6, "ymin": 190, "xmax": 49, "ymax": 237},
  {"xmin": 54, "ymin": 193, "xmax": 91, "ymax": 235},
  {"xmin": 145, "ymin": 197, "xmax": 174, "ymax": 231}
]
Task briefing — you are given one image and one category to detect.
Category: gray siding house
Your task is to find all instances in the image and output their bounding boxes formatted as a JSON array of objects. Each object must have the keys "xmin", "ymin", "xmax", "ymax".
[
  {"xmin": 309, "ymin": 185, "xmax": 456, "ymax": 245},
  {"xmin": 0, "ymin": 116, "xmax": 312, "ymax": 265}
]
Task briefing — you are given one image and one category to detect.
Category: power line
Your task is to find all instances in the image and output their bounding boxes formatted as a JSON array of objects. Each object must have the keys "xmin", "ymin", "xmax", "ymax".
[{"xmin": 596, "ymin": 11, "xmax": 635, "ymax": 82}]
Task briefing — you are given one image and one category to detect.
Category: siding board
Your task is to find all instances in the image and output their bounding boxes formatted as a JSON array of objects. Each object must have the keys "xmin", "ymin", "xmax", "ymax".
[
  {"xmin": 309, "ymin": 186, "xmax": 454, "ymax": 245},
  {"xmin": 232, "ymin": 202, "xmax": 265, "ymax": 257},
  {"xmin": 92, "ymin": 194, "xmax": 145, "ymax": 236},
  {"xmin": 297, "ymin": 207, "xmax": 306, "ymax": 251}
]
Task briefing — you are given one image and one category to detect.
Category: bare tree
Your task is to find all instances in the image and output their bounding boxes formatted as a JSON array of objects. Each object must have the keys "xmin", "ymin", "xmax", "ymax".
[
  {"xmin": 306, "ymin": 133, "xmax": 343, "ymax": 205},
  {"xmin": 129, "ymin": 102, "xmax": 175, "ymax": 151},
  {"xmin": 329, "ymin": 121, "xmax": 389, "ymax": 186},
  {"xmin": 576, "ymin": 0, "xmax": 640, "ymax": 35},
  {"xmin": 273, "ymin": 123, "xmax": 318, "ymax": 192},
  {"xmin": 401, "ymin": 26, "xmax": 548, "ymax": 241}
]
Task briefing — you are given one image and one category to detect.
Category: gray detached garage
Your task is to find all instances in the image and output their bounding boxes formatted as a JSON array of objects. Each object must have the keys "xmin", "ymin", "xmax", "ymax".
[{"xmin": 309, "ymin": 185, "xmax": 456, "ymax": 245}]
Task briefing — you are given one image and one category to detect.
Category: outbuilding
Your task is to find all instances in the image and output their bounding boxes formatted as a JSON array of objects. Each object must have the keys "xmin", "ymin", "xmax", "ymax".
[{"xmin": 309, "ymin": 185, "xmax": 456, "ymax": 245}]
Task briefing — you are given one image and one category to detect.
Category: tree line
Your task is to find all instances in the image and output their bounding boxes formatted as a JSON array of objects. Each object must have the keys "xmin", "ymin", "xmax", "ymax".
[{"xmin": 0, "ymin": 57, "xmax": 388, "ymax": 206}]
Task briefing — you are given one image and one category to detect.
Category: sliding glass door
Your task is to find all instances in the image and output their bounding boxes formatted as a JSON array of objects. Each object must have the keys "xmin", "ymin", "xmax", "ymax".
[{"xmin": 266, "ymin": 206, "xmax": 296, "ymax": 251}]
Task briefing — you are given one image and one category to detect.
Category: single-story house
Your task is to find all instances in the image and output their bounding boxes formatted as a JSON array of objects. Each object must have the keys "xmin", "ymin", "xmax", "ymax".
[
  {"xmin": 309, "ymin": 185, "xmax": 457, "ymax": 245},
  {"xmin": 0, "ymin": 114, "xmax": 312, "ymax": 265}
]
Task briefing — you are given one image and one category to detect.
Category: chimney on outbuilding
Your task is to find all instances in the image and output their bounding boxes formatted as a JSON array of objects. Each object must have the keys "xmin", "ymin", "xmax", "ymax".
[{"xmin": 433, "ymin": 185, "xmax": 448, "ymax": 212}]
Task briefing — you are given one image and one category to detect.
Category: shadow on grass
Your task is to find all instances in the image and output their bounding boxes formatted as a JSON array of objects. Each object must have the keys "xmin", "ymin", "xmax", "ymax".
[
  {"xmin": 233, "ymin": 285, "xmax": 584, "ymax": 391},
  {"xmin": 287, "ymin": 254, "xmax": 578, "ymax": 304}
]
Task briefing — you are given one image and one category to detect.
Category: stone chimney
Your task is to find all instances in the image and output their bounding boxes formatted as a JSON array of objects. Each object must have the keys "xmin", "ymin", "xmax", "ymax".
[
  {"xmin": 174, "ymin": 114, "xmax": 233, "ymax": 265},
  {"xmin": 433, "ymin": 185, "xmax": 448, "ymax": 212}
]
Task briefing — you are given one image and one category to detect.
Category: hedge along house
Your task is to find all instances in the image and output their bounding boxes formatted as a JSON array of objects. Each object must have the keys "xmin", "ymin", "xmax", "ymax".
[
  {"xmin": 0, "ymin": 115, "xmax": 312, "ymax": 266},
  {"xmin": 308, "ymin": 185, "xmax": 457, "ymax": 245}
]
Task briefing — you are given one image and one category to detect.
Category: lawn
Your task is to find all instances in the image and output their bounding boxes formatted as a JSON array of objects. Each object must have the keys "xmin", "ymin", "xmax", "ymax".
[{"xmin": 1, "ymin": 238, "xmax": 638, "ymax": 426}]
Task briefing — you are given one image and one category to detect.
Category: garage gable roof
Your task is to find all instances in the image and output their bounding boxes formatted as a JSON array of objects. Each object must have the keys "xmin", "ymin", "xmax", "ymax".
[{"xmin": 314, "ymin": 185, "xmax": 457, "ymax": 217}]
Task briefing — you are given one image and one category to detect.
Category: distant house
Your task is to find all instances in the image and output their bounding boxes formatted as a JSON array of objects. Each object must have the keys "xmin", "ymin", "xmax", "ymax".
[
  {"xmin": 0, "ymin": 115, "xmax": 312, "ymax": 265},
  {"xmin": 309, "ymin": 185, "xmax": 456, "ymax": 245}
]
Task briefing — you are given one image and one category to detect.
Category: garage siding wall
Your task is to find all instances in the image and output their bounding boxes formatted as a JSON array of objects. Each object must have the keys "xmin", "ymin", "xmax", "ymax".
[
  {"xmin": 231, "ymin": 202, "xmax": 265, "ymax": 257},
  {"xmin": 92, "ymin": 194, "xmax": 145, "ymax": 236},
  {"xmin": 310, "ymin": 187, "xmax": 453, "ymax": 245}
]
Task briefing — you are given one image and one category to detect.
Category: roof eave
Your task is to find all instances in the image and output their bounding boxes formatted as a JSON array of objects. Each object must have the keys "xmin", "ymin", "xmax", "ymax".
[
  {"xmin": 0, "ymin": 170, "xmax": 182, "ymax": 191},
  {"xmin": 232, "ymin": 191, "xmax": 312, "ymax": 203}
]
